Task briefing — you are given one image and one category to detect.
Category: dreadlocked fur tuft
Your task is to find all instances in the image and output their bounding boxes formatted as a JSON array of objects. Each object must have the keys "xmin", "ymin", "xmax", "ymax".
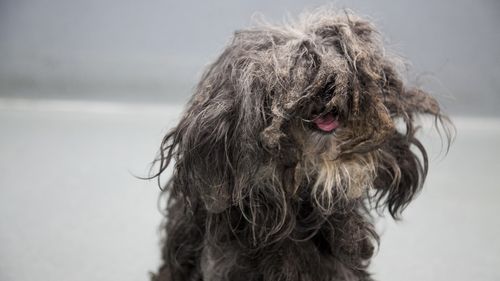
[{"xmin": 150, "ymin": 8, "xmax": 452, "ymax": 281}]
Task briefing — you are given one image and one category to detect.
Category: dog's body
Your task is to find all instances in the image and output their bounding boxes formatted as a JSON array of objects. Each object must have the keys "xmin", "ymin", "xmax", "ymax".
[{"xmin": 151, "ymin": 9, "xmax": 450, "ymax": 281}]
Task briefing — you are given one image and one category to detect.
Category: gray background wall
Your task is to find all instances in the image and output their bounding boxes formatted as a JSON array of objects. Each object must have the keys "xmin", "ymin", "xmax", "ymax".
[{"xmin": 1, "ymin": 0, "xmax": 499, "ymax": 115}]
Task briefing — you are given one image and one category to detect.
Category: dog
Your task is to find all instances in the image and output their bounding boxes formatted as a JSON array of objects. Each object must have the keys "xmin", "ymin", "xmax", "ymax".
[{"xmin": 150, "ymin": 9, "xmax": 451, "ymax": 281}]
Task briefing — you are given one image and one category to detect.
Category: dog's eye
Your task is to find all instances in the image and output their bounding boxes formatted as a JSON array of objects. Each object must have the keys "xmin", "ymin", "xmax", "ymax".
[
  {"xmin": 321, "ymin": 90, "xmax": 334, "ymax": 102},
  {"xmin": 319, "ymin": 80, "xmax": 335, "ymax": 103}
]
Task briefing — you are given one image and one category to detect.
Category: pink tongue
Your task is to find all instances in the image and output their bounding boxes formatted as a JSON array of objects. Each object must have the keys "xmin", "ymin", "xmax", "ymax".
[{"xmin": 313, "ymin": 113, "xmax": 340, "ymax": 132}]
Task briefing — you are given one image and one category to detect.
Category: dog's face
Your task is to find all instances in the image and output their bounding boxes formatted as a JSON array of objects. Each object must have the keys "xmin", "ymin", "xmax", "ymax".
[{"xmin": 156, "ymin": 11, "xmax": 450, "ymax": 219}]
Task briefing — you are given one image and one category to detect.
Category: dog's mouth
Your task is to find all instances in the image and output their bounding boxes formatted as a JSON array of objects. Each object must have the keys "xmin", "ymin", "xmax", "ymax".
[{"xmin": 312, "ymin": 111, "xmax": 340, "ymax": 133}]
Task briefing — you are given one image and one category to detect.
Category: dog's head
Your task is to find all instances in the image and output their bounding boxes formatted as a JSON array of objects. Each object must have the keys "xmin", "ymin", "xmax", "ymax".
[{"xmin": 155, "ymin": 10, "xmax": 451, "ymax": 221}]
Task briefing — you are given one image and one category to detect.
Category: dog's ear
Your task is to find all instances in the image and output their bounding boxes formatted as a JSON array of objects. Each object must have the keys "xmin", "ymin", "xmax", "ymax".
[
  {"xmin": 155, "ymin": 97, "xmax": 242, "ymax": 213},
  {"xmin": 379, "ymin": 63, "xmax": 444, "ymax": 117},
  {"xmin": 154, "ymin": 42, "xmax": 270, "ymax": 214},
  {"xmin": 170, "ymin": 97, "xmax": 236, "ymax": 213},
  {"xmin": 373, "ymin": 63, "xmax": 452, "ymax": 218}
]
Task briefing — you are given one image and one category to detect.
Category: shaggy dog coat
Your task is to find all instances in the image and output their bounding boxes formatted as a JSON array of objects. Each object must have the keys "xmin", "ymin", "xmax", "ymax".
[{"xmin": 151, "ymin": 9, "xmax": 451, "ymax": 281}]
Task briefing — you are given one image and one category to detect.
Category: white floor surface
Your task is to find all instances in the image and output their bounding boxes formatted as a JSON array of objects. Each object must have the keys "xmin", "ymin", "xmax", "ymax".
[{"xmin": 0, "ymin": 99, "xmax": 499, "ymax": 281}]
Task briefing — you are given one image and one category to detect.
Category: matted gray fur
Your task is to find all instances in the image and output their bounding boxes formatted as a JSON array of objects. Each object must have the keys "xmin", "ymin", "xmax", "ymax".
[{"xmin": 150, "ymin": 8, "xmax": 452, "ymax": 281}]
